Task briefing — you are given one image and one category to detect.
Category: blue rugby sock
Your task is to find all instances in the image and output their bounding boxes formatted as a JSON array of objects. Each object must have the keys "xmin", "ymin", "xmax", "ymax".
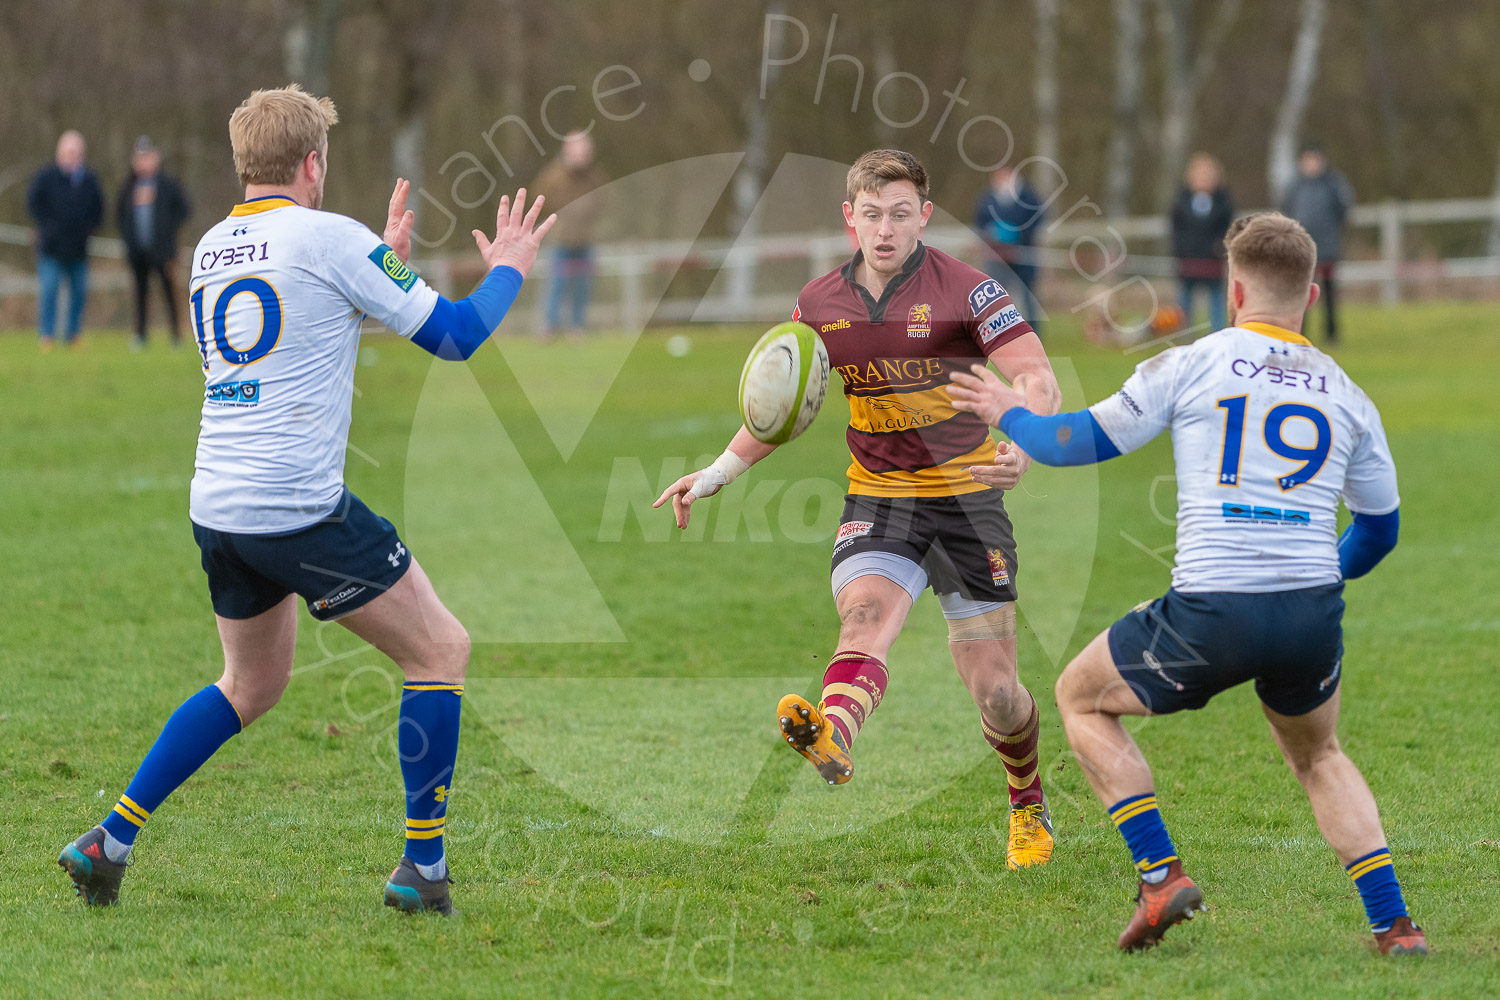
[
  {"xmin": 399, "ymin": 682, "xmax": 463, "ymax": 880},
  {"xmin": 1346, "ymin": 848, "xmax": 1408, "ymax": 932},
  {"xmin": 1109, "ymin": 793, "xmax": 1180, "ymax": 883},
  {"xmin": 98, "ymin": 684, "xmax": 244, "ymax": 861}
]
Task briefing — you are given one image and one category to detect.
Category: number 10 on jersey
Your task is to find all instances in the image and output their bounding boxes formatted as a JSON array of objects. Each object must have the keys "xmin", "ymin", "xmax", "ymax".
[{"xmin": 190, "ymin": 276, "xmax": 284, "ymax": 370}]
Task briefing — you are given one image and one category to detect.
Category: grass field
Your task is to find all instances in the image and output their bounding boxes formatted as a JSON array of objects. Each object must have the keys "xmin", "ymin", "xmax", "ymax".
[{"xmin": 2, "ymin": 304, "xmax": 1497, "ymax": 998}]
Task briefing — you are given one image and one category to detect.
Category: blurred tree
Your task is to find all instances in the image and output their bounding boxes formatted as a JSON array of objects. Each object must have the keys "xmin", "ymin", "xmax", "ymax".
[
  {"xmin": 1032, "ymin": 0, "xmax": 1060, "ymax": 198},
  {"xmin": 1153, "ymin": 0, "xmax": 1242, "ymax": 209},
  {"xmin": 1105, "ymin": 0, "xmax": 1145, "ymax": 217},
  {"xmin": 1267, "ymin": 0, "xmax": 1328, "ymax": 200}
]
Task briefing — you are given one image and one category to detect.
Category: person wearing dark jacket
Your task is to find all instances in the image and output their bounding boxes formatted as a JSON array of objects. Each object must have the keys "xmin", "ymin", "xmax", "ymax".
[
  {"xmin": 973, "ymin": 165, "xmax": 1046, "ymax": 335},
  {"xmin": 1281, "ymin": 143, "xmax": 1355, "ymax": 344},
  {"xmin": 117, "ymin": 136, "xmax": 193, "ymax": 349},
  {"xmin": 1169, "ymin": 153, "xmax": 1235, "ymax": 333},
  {"xmin": 26, "ymin": 130, "xmax": 104, "ymax": 349}
]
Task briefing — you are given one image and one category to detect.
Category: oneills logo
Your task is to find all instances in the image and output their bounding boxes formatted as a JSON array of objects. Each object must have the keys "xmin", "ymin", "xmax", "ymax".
[{"xmin": 821, "ymin": 319, "xmax": 852, "ymax": 334}]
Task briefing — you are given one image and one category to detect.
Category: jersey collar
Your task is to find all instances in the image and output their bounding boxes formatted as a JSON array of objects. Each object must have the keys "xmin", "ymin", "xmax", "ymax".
[
  {"xmin": 228, "ymin": 195, "xmax": 301, "ymax": 217},
  {"xmin": 1239, "ymin": 321, "xmax": 1312, "ymax": 346},
  {"xmin": 840, "ymin": 241, "xmax": 927, "ymax": 323}
]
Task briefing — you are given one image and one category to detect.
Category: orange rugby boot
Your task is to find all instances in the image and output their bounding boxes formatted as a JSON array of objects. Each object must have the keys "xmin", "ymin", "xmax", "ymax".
[
  {"xmin": 776, "ymin": 694, "xmax": 853, "ymax": 785},
  {"xmin": 1116, "ymin": 861, "xmax": 1205, "ymax": 951},
  {"xmin": 1374, "ymin": 916, "xmax": 1428, "ymax": 956}
]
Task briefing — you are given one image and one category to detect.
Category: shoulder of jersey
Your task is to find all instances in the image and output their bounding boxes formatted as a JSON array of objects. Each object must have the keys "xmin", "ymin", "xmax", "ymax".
[
  {"xmin": 922, "ymin": 244, "xmax": 980, "ymax": 279},
  {"xmin": 796, "ymin": 266, "xmax": 845, "ymax": 318}
]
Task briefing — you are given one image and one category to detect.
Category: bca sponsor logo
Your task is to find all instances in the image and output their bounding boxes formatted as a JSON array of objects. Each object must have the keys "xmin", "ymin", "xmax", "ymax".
[
  {"xmin": 205, "ymin": 379, "xmax": 261, "ymax": 406},
  {"xmin": 968, "ymin": 278, "xmax": 1006, "ymax": 316},
  {"xmin": 837, "ymin": 521, "xmax": 874, "ymax": 542},
  {"xmin": 978, "ymin": 305, "xmax": 1024, "ymax": 345},
  {"xmin": 906, "ymin": 302, "xmax": 931, "ymax": 338}
]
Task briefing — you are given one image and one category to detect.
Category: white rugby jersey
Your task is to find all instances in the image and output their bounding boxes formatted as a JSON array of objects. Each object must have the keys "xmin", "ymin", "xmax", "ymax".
[
  {"xmin": 187, "ymin": 196, "xmax": 438, "ymax": 533},
  {"xmin": 1089, "ymin": 323, "xmax": 1399, "ymax": 593}
]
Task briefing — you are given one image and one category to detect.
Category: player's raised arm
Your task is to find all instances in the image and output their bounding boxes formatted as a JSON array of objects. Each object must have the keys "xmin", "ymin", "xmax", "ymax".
[
  {"xmin": 402, "ymin": 188, "xmax": 558, "ymax": 361},
  {"xmin": 652, "ymin": 428, "xmax": 776, "ymax": 530},
  {"xmin": 951, "ymin": 364, "xmax": 1124, "ymax": 467}
]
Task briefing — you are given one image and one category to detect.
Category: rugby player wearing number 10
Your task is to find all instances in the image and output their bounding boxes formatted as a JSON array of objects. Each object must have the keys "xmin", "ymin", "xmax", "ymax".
[
  {"xmin": 950, "ymin": 212, "xmax": 1426, "ymax": 954},
  {"xmin": 655, "ymin": 150, "xmax": 1064, "ymax": 867},
  {"xmin": 57, "ymin": 85, "xmax": 556, "ymax": 915}
]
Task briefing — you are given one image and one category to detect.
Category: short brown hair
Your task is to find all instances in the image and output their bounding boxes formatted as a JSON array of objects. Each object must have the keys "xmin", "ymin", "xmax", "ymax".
[
  {"xmin": 846, "ymin": 149, "xmax": 930, "ymax": 204},
  {"xmin": 1226, "ymin": 212, "xmax": 1317, "ymax": 303},
  {"xmin": 229, "ymin": 84, "xmax": 338, "ymax": 187}
]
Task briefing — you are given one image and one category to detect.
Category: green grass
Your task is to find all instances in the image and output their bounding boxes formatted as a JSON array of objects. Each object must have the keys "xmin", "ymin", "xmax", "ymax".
[{"xmin": 2, "ymin": 304, "xmax": 1497, "ymax": 998}]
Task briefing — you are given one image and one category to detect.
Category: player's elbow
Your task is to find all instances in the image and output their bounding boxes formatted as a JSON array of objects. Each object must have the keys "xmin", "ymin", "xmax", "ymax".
[{"xmin": 1339, "ymin": 509, "xmax": 1399, "ymax": 580}]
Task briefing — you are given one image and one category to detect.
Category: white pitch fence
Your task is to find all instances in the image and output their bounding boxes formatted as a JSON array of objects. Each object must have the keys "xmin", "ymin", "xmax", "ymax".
[{"xmin": 3, "ymin": 197, "xmax": 1499, "ymax": 327}]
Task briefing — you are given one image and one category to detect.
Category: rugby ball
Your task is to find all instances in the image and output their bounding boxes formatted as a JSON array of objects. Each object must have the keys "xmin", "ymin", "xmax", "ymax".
[{"xmin": 738, "ymin": 321, "xmax": 830, "ymax": 444}]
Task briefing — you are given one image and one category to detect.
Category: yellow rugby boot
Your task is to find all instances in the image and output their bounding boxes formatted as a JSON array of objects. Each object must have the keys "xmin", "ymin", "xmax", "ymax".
[
  {"xmin": 776, "ymin": 694, "xmax": 853, "ymax": 785},
  {"xmin": 1007, "ymin": 792, "xmax": 1055, "ymax": 868}
]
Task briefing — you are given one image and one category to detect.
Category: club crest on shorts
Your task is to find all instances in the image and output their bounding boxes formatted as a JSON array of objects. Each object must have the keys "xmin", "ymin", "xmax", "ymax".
[
  {"xmin": 987, "ymin": 548, "xmax": 1010, "ymax": 586},
  {"xmin": 906, "ymin": 302, "xmax": 931, "ymax": 338}
]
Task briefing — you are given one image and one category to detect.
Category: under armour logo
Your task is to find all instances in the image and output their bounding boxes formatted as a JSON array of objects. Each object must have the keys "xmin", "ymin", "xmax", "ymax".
[
  {"xmin": 433, "ymin": 785, "xmax": 448, "ymax": 802},
  {"xmin": 231, "ymin": 226, "xmax": 249, "ymax": 237},
  {"xmin": 388, "ymin": 542, "xmax": 407, "ymax": 567}
]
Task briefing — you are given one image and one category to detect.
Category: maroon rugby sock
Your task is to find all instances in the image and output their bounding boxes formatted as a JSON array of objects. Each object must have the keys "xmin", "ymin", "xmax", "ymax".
[
  {"xmin": 981, "ymin": 692, "xmax": 1043, "ymax": 806},
  {"xmin": 819, "ymin": 651, "xmax": 888, "ymax": 748}
]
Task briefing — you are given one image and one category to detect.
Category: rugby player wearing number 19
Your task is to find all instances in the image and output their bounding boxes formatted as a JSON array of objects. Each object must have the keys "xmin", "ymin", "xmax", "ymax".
[
  {"xmin": 57, "ymin": 86, "xmax": 556, "ymax": 915},
  {"xmin": 950, "ymin": 213, "xmax": 1426, "ymax": 954},
  {"xmin": 655, "ymin": 150, "xmax": 1064, "ymax": 867}
]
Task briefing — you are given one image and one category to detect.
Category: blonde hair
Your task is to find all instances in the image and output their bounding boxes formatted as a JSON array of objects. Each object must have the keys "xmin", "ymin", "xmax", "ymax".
[
  {"xmin": 846, "ymin": 149, "xmax": 930, "ymax": 204},
  {"xmin": 228, "ymin": 84, "xmax": 338, "ymax": 187},
  {"xmin": 1226, "ymin": 212, "xmax": 1317, "ymax": 303}
]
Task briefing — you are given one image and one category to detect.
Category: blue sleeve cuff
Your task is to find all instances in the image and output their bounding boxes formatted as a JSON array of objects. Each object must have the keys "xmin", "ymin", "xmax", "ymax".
[
  {"xmin": 1338, "ymin": 508, "xmax": 1399, "ymax": 580},
  {"xmin": 996, "ymin": 408, "xmax": 1122, "ymax": 466},
  {"xmin": 410, "ymin": 265, "xmax": 523, "ymax": 361}
]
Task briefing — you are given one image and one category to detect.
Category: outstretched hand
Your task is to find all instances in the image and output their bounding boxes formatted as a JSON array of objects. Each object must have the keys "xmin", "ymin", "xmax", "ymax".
[
  {"xmin": 474, "ymin": 188, "xmax": 558, "ymax": 278},
  {"xmin": 651, "ymin": 467, "xmax": 726, "ymax": 530},
  {"xmin": 384, "ymin": 178, "xmax": 416, "ymax": 264},
  {"xmin": 949, "ymin": 363, "xmax": 1029, "ymax": 428}
]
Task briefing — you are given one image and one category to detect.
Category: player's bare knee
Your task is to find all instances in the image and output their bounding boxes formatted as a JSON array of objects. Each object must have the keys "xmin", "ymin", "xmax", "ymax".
[
  {"xmin": 976, "ymin": 678, "xmax": 1022, "ymax": 724},
  {"xmin": 838, "ymin": 594, "xmax": 884, "ymax": 630},
  {"xmin": 1281, "ymin": 735, "xmax": 1343, "ymax": 783},
  {"xmin": 218, "ymin": 671, "xmax": 287, "ymax": 727},
  {"xmin": 446, "ymin": 625, "xmax": 472, "ymax": 679},
  {"xmin": 1055, "ymin": 660, "xmax": 1087, "ymax": 717},
  {"xmin": 836, "ymin": 596, "xmax": 887, "ymax": 648},
  {"xmin": 402, "ymin": 624, "xmax": 470, "ymax": 683}
]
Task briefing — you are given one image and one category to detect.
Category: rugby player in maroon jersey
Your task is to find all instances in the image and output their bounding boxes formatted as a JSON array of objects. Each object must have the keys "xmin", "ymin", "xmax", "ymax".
[{"xmin": 655, "ymin": 150, "xmax": 1061, "ymax": 867}]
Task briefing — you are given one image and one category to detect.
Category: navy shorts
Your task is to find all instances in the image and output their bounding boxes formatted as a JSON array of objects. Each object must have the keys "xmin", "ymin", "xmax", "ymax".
[
  {"xmin": 192, "ymin": 490, "xmax": 411, "ymax": 621},
  {"xmin": 832, "ymin": 490, "xmax": 1019, "ymax": 602},
  {"xmin": 1106, "ymin": 583, "xmax": 1345, "ymax": 717}
]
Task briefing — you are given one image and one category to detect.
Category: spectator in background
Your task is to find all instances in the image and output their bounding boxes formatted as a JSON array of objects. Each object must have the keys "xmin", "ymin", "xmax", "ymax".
[
  {"xmin": 1169, "ymin": 152, "xmax": 1235, "ymax": 332},
  {"xmin": 973, "ymin": 165, "xmax": 1045, "ymax": 335},
  {"xmin": 532, "ymin": 131, "xmax": 608, "ymax": 337},
  {"xmin": 117, "ymin": 136, "xmax": 193, "ymax": 350},
  {"xmin": 1281, "ymin": 142, "xmax": 1354, "ymax": 344},
  {"xmin": 26, "ymin": 130, "xmax": 103, "ymax": 350}
]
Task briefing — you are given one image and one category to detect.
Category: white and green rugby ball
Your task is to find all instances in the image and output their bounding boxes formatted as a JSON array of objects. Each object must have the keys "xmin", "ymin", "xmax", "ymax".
[{"xmin": 738, "ymin": 321, "xmax": 830, "ymax": 444}]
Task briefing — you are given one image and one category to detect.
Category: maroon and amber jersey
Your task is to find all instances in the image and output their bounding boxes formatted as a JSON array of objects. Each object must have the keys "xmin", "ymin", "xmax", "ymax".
[{"xmin": 792, "ymin": 243, "xmax": 1034, "ymax": 497}]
